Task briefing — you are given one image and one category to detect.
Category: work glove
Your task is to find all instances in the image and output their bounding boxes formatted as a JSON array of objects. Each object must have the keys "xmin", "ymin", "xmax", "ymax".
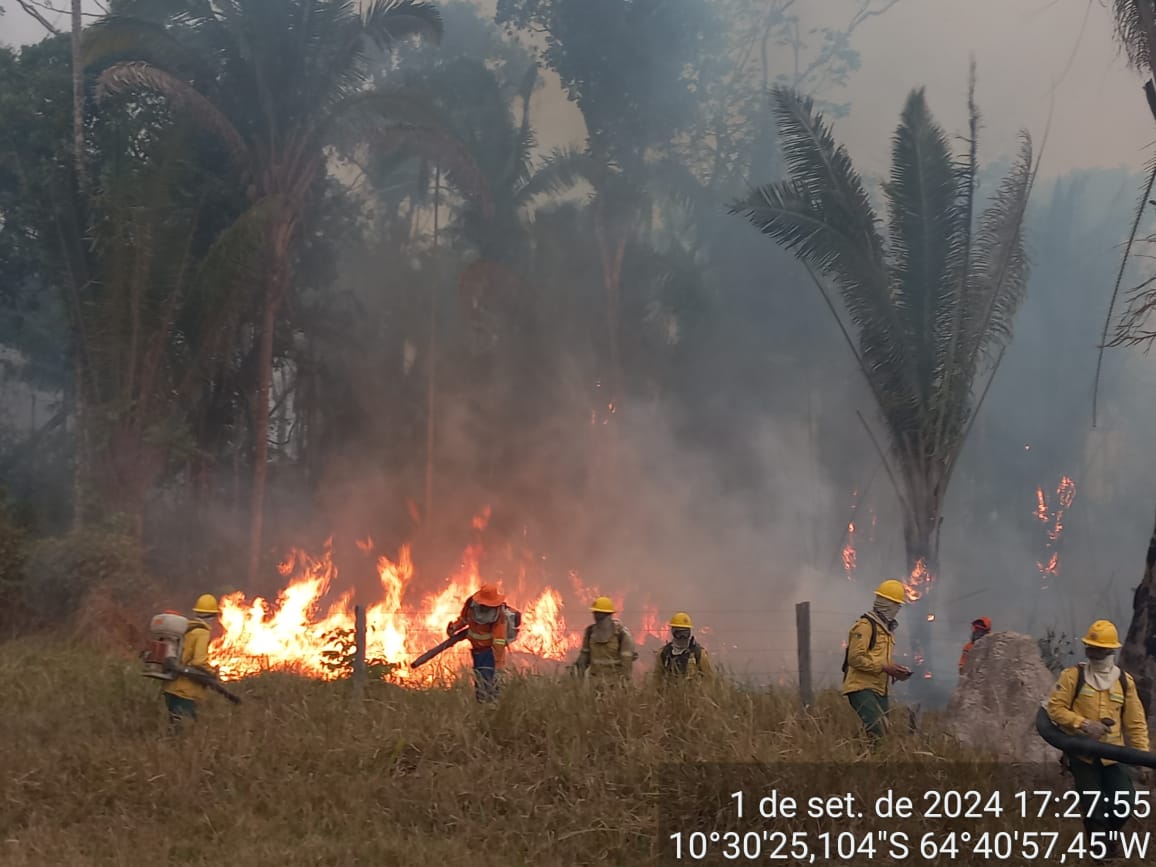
[
  {"xmin": 1079, "ymin": 719, "xmax": 1109, "ymax": 739},
  {"xmin": 446, "ymin": 622, "xmax": 456, "ymax": 638},
  {"xmin": 883, "ymin": 663, "xmax": 912, "ymax": 681}
]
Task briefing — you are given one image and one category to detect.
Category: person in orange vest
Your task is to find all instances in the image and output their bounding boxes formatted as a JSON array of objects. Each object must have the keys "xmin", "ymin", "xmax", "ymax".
[
  {"xmin": 447, "ymin": 583, "xmax": 509, "ymax": 702},
  {"xmin": 958, "ymin": 616, "xmax": 992, "ymax": 674}
]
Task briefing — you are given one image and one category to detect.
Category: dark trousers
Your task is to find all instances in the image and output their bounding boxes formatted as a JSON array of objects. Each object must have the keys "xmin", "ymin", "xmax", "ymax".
[
  {"xmin": 472, "ymin": 647, "xmax": 499, "ymax": 703},
  {"xmin": 847, "ymin": 689, "xmax": 889, "ymax": 740},
  {"xmin": 1067, "ymin": 755, "xmax": 1135, "ymax": 835},
  {"xmin": 164, "ymin": 692, "xmax": 198, "ymax": 730}
]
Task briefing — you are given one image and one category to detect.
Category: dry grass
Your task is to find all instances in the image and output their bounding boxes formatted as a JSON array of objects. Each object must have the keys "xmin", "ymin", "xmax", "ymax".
[{"xmin": 1, "ymin": 638, "xmax": 998, "ymax": 866}]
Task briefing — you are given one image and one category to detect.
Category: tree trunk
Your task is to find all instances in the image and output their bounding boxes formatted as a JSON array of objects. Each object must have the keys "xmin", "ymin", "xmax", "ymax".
[
  {"xmin": 247, "ymin": 283, "xmax": 280, "ymax": 584},
  {"xmin": 425, "ymin": 168, "xmax": 440, "ymax": 527},
  {"xmin": 72, "ymin": 352, "xmax": 87, "ymax": 529},
  {"xmin": 70, "ymin": 0, "xmax": 84, "ymax": 192},
  {"xmin": 70, "ymin": 0, "xmax": 86, "ymax": 528},
  {"xmin": 1120, "ymin": 511, "xmax": 1156, "ymax": 719},
  {"xmin": 902, "ymin": 515, "xmax": 941, "ymax": 688}
]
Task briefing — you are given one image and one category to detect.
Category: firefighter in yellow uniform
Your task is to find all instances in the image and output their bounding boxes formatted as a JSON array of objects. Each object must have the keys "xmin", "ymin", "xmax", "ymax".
[
  {"xmin": 653, "ymin": 612, "xmax": 713, "ymax": 683},
  {"xmin": 574, "ymin": 597, "xmax": 637, "ymax": 680},
  {"xmin": 841, "ymin": 579, "xmax": 911, "ymax": 741},
  {"xmin": 1045, "ymin": 619, "xmax": 1149, "ymax": 860},
  {"xmin": 162, "ymin": 594, "xmax": 219, "ymax": 728}
]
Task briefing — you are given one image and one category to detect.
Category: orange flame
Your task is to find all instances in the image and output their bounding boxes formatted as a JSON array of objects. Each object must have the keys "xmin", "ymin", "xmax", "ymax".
[
  {"xmin": 208, "ymin": 514, "xmax": 661, "ymax": 684},
  {"xmin": 1057, "ymin": 476, "xmax": 1075, "ymax": 510},
  {"xmin": 1034, "ymin": 488, "xmax": 1049, "ymax": 523},
  {"xmin": 904, "ymin": 558, "xmax": 933, "ymax": 602},
  {"xmin": 842, "ymin": 521, "xmax": 857, "ymax": 580},
  {"xmin": 1034, "ymin": 476, "xmax": 1076, "ymax": 582},
  {"xmin": 842, "ymin": 488, "xmax": 860, "ymax": 580}
]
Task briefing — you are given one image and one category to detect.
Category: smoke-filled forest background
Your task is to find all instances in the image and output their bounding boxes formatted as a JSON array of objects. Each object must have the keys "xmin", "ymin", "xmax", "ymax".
[{"xmin": 2, "ymin": 0, "xmax": 1155, "ymax": 697}]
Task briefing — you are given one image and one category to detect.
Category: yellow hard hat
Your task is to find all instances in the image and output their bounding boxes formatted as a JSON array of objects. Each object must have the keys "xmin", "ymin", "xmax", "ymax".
[
  {"xmin": 193, "ymin": 594, "xmax": 219, "ymax": 616},
  {"xmin": 1082, "ymin": 619, "xmax": 1121, "ymax": 649},
  {"xmin": 874, "ymin": 579, "xmax": 906, "ymax": 604},
  {"xmin": 669, "ymin": 612, "xmax": 693, "ymax": 629},
  {"xmin": 590, "ymin": 596, "xmax": 616, "ymax": 614}
]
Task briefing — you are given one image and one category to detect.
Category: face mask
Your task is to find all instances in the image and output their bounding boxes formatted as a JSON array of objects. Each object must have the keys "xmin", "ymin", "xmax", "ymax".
[
  {"xmin": 1087, "ymin": 652, "xmax": 1116, "ymax": 674},
  {"xmin": 671, "ymin": 628, "xmax": 691, "ymax": 652},
  {"xmin": 874, "ymin": 597, "xmax": 900, "ymax": 623},
  {"xmin": 591, "ymin": 614, "xmax": 614, "ymax": 642},
  {"xmin": 471, "ymin": 603, "xmax": 500, "ymax": 624}
]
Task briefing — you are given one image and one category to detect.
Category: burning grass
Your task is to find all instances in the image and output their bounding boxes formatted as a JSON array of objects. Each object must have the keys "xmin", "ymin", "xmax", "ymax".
[{"xmin": 3, "ymin": 636, "xmax": 1003, "ymax": 866}]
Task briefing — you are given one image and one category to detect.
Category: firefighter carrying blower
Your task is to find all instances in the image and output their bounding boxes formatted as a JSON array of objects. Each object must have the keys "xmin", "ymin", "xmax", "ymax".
[
  {"xmin": 1045, "ymin": 619, "xmax": 1150, "ymax": 860},
  {"xmin": 142, "ymin": 594, "xmax": 239, "ymax": 729},
  {"xmin": 446, "ymin": 584, "xmax": 520, "ymax": 702}
]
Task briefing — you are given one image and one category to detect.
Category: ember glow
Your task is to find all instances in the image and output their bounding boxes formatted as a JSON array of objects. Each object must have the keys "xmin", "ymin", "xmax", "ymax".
[
  {"xmin": 904, "ymin": 558, "xmax": 933, "ymax": 602},
  {"xmin": 841, "ymin": 488, "xmax": 860, "ymax": 580},
  {"xmin": 1034, "ymin": 476, "xmax": 1076, "ymax": 582},
  {"xmin": 208, "ymin": 513, "xmax": 659, "ymax": 685},
  {"xmin": 842, "ymin": 521, "xmax": 857, "ymax": 579}
]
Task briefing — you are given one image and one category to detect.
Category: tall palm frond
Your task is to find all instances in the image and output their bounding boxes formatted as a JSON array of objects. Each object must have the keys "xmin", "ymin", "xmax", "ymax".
[
  {"xmin": 1093, "ymin": 3, "xmax": 1156, "ymax": 424},
  {"xmin": 883, "ymin": 88, "xmax": 963, "ymax": 403},
  {"xmin": 81, "ymin": 16, "xmax": 213, "ymax": 79},
  {"xmin": 954, "ymin": 134, "xmax": 1032, "ymax": 380},
  {"xmin": 362, "ymin": 0, "xmax": 443, "ymax": 49},
  {"xmin": 94, "ymin": 61, "xmax": 249, "ymax": 169},
  {"xmin": 516, "ymin": 146, "xmax": 604, "ymax": 205},
  {"xmin": 730, "ymin": 89, "xmax": 918, "ymax": 443},
  {"xmin": 1113, "ymin": 0, "xmax": 1155, "ymax": 73},
  {"xmin": 730, "ymin": 79, "xmax": 1035, "ymax": 599}
]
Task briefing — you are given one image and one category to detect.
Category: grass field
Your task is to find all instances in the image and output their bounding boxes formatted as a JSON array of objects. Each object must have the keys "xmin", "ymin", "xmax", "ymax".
[{"xmin": 1, "ymin": 637, "xmax": 1026, "ymax": 866}]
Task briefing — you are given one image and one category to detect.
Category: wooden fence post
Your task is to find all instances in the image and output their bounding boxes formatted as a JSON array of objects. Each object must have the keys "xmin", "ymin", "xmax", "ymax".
[
  {"xmin": 796, "ymin": 601, "xmax": 813, "ymax": 709},
  {"xmin": 353, "ymin": 604, "xmax": 366, "ymax": 696}
]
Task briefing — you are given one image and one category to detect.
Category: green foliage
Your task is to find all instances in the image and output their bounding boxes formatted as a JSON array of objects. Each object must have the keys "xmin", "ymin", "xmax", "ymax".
[
  {"xmin": 20, "ymin": 527, "xmax": 147, "ymax": 630},
  {"xmin": 496, "ymin": 0, "xmax": 723, "ymax": 169},
  {"xmin": 0, "ymin": 37, "xmax": 76, "ymax": 386},
  {"xmin": 0, "ymin": 498, "xmax": 28, "ymax": 624},
  {"xmin": 319, "ymin": 627, "xmax": 401, "ymax": 680}
]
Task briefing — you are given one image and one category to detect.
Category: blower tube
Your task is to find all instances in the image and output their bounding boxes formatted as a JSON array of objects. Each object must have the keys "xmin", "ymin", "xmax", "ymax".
[{"xmin": 1035, "ymin": 706, "xmax": 1156, "ymax": 768}]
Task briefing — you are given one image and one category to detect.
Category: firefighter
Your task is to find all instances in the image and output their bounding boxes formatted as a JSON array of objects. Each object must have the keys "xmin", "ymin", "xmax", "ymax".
[
  {"xmin": 958, "ymin": 616, "xmax": 992, "ymax": 674},
  {"xmin": 573, "ymin": 596, "xmax": 636, "ymax": 680},
  {"xmin": 447, "ymin": 583, "xmax": 508, "ymax": 702},
  {"xmin": 1045, "ymin": 619, "xmax": 1149, "ymax": 860},
  {"xmin": 162, "ymin": 594, "xmax": 219, "ymax": 729},
  {"xmin": 653, "ymin": 612, "xmax": 712, "ymax": 682},
  {"xmin": 841, "ymin": 579, "xmax": 911, "ymax": 741}
]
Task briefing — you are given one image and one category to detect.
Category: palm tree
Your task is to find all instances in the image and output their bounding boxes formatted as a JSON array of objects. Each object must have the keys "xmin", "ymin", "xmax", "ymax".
[
  {"xmin": 82, "ymin": 0, "xmax": 489, "ymax": 582},
  {"xmin": 731, "ymin": 79, "xmax": 1034, "ymax": 671},
  {"xmin": 1098, "ymin": 1, "xmax": 1156, "ymax": 714},
  {"xmin": 1096, "ymin": 2, "xmax": 1156, "ymax": 362}
]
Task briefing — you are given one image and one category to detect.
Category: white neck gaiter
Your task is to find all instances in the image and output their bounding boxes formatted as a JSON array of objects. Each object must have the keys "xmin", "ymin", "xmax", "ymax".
[
  {"xmin": 591, "ymin": 617, "xmax": 614, "ymax": 643},
  {"xmin": 1085, "ymin": 653, "xmax": 1120, "ymax": 691}
]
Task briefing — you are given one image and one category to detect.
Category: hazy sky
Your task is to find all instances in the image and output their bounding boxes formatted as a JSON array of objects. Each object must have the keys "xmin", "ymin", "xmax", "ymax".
[
  {"xmin": 2, "ymin": 0, "xmax": 1153, "ymax": 177},
  {"xmin": 830, "ymin": 0, "xmax": 1155, "ymax": 177}
]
